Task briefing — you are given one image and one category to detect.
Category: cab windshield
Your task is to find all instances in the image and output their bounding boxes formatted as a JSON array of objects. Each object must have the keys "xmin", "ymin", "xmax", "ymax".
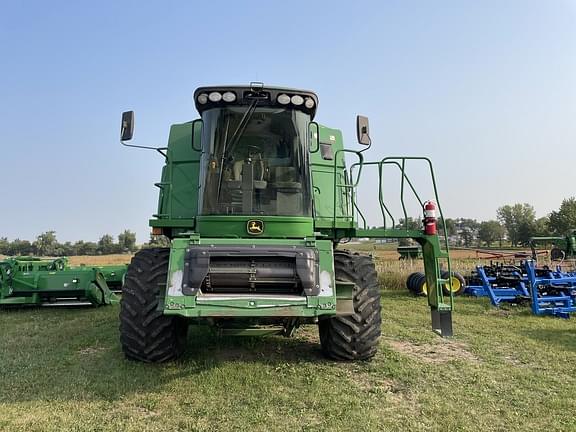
[{"xmin": 199, "ymin": 107, "xmax": 312, "ymax": 216}]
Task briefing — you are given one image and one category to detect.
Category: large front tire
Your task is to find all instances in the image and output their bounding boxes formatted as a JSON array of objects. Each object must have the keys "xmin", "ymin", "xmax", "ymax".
[
  {"xmin": 119, "ymin": 248, "xmax": 188, "ymax": 362},
  {"xmin": 319, "ymin": 251, "xmax": 382, "ymax": 361}
]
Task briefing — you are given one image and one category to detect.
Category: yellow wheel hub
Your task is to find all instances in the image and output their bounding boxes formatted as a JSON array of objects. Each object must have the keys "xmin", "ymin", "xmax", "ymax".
[
  {"xmin": 421, "ymin": 282, "xmax": 428, "ymax": 295},
  {"xmin": 446, "ymin": 277, "xmax": 461, "ymax": 293}
]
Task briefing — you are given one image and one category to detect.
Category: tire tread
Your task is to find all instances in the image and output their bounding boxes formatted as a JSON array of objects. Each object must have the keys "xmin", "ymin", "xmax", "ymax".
[
  {"xmin": 319, "ymin": 250, "xmax": 382, "ymax": 361},
  {"xmin": 119, "ymin": 248, "xmax": 187, "ymax": 363}
]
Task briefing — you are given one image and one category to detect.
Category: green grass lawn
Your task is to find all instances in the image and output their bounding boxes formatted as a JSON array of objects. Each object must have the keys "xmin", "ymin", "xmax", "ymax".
[{"xmin": 1, "ymin": 293, "xmax": 575, "ymax": 432}]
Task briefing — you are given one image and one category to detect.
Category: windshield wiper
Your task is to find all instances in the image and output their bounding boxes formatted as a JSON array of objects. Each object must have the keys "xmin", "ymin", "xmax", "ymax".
[
  {"xmin": 224, "ymin": 98, "xmax": 259, "ymax": 154},
  {"xmin": 216, "ymin": 99, "xmax": 259, "ymax": 207}
]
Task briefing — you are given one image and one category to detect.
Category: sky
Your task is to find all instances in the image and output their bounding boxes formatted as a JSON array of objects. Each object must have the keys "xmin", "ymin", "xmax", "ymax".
[{"xmin": 1, "ymin": 1, "xmax": 575, "ymax": 243}]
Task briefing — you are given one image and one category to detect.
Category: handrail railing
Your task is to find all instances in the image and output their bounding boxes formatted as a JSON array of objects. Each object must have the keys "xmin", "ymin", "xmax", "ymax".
[
  {"xmin": 331, "ymin": 150, "xmax": 454, "ymax": 336},
  {"xmin": 350, "ymin": 160, "xmax": 424, "ymax": 229},
  {"xmin": 332, "ymin": 152, "xmax": 450, "ymax": 255},
  {"xmin": 381, "ymin": 157, "xmax": 449, "ymax": 255}
]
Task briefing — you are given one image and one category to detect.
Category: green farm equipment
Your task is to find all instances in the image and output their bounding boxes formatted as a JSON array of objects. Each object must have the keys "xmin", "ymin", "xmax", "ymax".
[
  {"xmin": 90, "ymin": 265, "xmax": 127, "ymax": 293},
  {"xmin": 119, "ymin": 83, "xmax": 454, "ymax": 363},
  {"xmin": 530, "ymin": 230, "xmax": 576, "ymax": 261},
  {"xmin": 397, "ymin": 245, "xmax": 422, "ymax": 259},
  {"xmin": 0, "ymin": 256, "xmax": 119, "ymax": 306}
]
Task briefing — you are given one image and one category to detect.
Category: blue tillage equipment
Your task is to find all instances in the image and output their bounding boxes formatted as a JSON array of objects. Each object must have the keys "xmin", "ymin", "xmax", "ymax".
[{"xmin": 465, "ymin": 261, "xmax": 576, "ymax": 318}]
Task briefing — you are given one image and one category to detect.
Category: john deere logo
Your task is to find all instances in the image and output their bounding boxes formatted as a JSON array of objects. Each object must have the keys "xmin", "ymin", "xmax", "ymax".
[{"xmin": 247, "ymin": 220, "xmax": 264, "ymax": 235}]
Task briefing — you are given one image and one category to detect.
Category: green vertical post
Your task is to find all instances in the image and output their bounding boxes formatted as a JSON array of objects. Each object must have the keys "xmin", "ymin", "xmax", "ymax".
[{"xmin": 419, "ymin": 235, "xmax": 453, "ymax": 336}]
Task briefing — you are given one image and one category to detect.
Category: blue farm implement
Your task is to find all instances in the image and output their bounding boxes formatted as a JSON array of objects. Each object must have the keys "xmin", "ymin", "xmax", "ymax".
[{"xmin": 465, "ymin": 261, "xmax": 576, "ymax": 318}]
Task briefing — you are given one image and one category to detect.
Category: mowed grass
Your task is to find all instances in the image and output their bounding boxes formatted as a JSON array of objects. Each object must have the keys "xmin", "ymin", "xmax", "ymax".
[
  {"xmin": 0, "ymin": 250, "xmax": 575, "ymax": 431},
  {"xmin": 1, "ymin": 286, "xmax": 576, "ymax": 431}
]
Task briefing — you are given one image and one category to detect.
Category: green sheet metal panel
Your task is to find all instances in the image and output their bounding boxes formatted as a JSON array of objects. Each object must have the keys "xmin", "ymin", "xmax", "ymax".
[
  {"xmin": 163, "ymin": 237, "xmax": 339, "ymax": 319},
  {"xmin": 153, "ymin": 121, "xmax": 201, "ymax": 227},
  {"xmin": 310, "ymin": 125, "xmax": 352, "ymax": 229},
  {"xmin": 195, "ymin": 215, "xmax": 314, "ymax": 238}
]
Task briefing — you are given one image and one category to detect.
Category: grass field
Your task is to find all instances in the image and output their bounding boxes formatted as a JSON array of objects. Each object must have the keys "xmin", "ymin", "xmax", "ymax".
[{"xmin": 1, "ymin": 250, "xmax": 575, "ymax": 431}]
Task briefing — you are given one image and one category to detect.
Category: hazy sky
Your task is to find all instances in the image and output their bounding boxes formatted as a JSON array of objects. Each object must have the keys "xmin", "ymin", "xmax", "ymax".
[{"xmin": 1, "ymin": 1, "xmax": 575, "ymax": 243}]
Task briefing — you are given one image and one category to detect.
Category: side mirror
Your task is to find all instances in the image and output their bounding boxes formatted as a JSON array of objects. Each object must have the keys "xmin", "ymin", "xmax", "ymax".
[
  {"xmin": 356, "ymin": 115, "xmax": 371, "ymax": 146},
  {"xmin": 121, "ymin": 111, "xmax": 134, "ymax": 141}
]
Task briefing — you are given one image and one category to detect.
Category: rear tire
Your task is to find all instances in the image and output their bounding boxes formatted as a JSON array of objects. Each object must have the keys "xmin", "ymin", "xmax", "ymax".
[
  {"xmin": 406, "ymin": 272, "xmax": 425, "ymax": 295},
  {"xmin": 319, "ymin": 251, "xmax": 382, "ymax": 361},
  {"xmin": 119, "ymin": 248, "xmax": 188, "ymax": 363}
]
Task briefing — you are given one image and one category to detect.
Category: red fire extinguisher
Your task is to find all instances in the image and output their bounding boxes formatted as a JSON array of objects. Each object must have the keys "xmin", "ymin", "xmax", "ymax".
[{"xmin": 423, "ymin": 201, "xmax": 437, "ymax": 236}]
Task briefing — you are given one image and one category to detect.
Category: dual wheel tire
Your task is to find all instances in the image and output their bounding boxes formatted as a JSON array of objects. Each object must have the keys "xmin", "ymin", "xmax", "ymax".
[
  {"xmin": 119, "ymin": 248, "xmax": 382, "ymax": 363},
  {"xmin": 406, "ymin": 271, "xmax": 465, "ymax": 296}
]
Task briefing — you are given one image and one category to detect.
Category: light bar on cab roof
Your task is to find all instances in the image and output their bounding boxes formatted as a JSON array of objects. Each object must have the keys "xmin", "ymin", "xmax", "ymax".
[
  {"xmin": 277, "ymin": 94, "xmax": 291, "ymax": 105},
  {"xmin": 193, "ymin": 85, "xmax": 319, "ymax": 119},
  {"xmin": 198, "ymin": 91, "xmax": 238, "ymax": 105},
  {"xmin": 222, "ymin": 91, "xmax": 236, "ymax": 102},
  {"xmin": 208, "ymin": 92, "xmax": 222, "ymax": 102}
]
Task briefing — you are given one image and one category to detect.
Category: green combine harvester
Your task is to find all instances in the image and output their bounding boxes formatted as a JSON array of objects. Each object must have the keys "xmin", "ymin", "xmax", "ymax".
[
  {"xmin": 119, "ymin": 83, "xmax": 454, "ymax": 362},
  {"xmin": 0, "ymin": 256, "xmax": 123, "ymax": 306},
  {"xmin": 530, "ymin": 230, "xmax": 576, "ymax": 261}
]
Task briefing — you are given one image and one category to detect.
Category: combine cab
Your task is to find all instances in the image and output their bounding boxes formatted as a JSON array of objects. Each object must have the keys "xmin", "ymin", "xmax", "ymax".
[{"xmin": 119, "ymin": 83, "xmax": 455, "ymax": 362}]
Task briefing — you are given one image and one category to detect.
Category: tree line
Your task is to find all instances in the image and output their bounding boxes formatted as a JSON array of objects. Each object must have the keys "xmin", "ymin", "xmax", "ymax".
[
  {"xmin": 398, "ymin": 197, "xmax": 576, "ymax": 247},
  {"xmin": 2, "ymin": 197, "xmax": 576, "ymax": 255},
  {"xmin": 0, "ymin": 230, "xmax": 137, "ymax": 256}
]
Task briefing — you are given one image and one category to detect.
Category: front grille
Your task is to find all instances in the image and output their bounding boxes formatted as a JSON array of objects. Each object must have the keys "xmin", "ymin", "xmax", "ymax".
[
  {"xmin": 182, "ymin": 246, "xmax": 319, "ymax": 296},
  {"xmin": 202, "ymin": 257, "xmax": 301, "ymax": 295}
]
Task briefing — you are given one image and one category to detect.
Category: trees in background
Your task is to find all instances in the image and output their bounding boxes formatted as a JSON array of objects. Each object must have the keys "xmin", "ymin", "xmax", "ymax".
[
  {"xmin": 97, "ymin": 234, "xmax": 116, "ymax": 254},
  {"xmin": 34, "ymin": 231, "xmax": 58, "ymax": 256},
  {"xmin": 2, "ymin": 239, "xmax": 33, "ymax": 256},
  {"xmin": 365, "ymin": 197, "xmax": 573, "ymax": 248},
  {"xmin": 534, "ymin": 217, "xmax": 551, "ymax": 237},
  {"xmin": 2, "ymin": 197, "xmax": 576, "ymax": 255},
  {"xmin": 0, "ymin": 230, "xmax": 138, "ymax": 256},
  {"xmin": 453, "ymin": 218, "xmax": 479, "ymax": 247},
  {"xmin": 439, "ymin": 218, "xmax": 457, "ymax": 237},
  {"xmin": 496, "ymin": 203, "xmax": 536, "ymax": 246},
  {"xmin": 549, "ymin": 197, "xmax": 576, "ymax": 235},
  {"xmin": 395, "ymin": 217, "xmax": 421, "ymax": 231},
  {"xmin": 73, "ymin": 240, "xmax": 98, "ymax": 256},
  {"xmin": 477, "ymin": 220, "xmax": 506, "ymax": 247},
  {"xmin": 118, "ymin": 230, "xmax": 137, "ymax": 252}
]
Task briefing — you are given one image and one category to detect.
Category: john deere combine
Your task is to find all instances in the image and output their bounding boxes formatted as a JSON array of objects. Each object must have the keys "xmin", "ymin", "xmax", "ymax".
[
  {"xmin": 530, "ymin": 230, "xmax": 576, "ymax": 261},
  {"xmin": 119, "ymin": 83, "xmax": 454, "ymax": 362},
  {"xmin": 0, "ymin": 256, "xmax": 122, "ymax": 306}
]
